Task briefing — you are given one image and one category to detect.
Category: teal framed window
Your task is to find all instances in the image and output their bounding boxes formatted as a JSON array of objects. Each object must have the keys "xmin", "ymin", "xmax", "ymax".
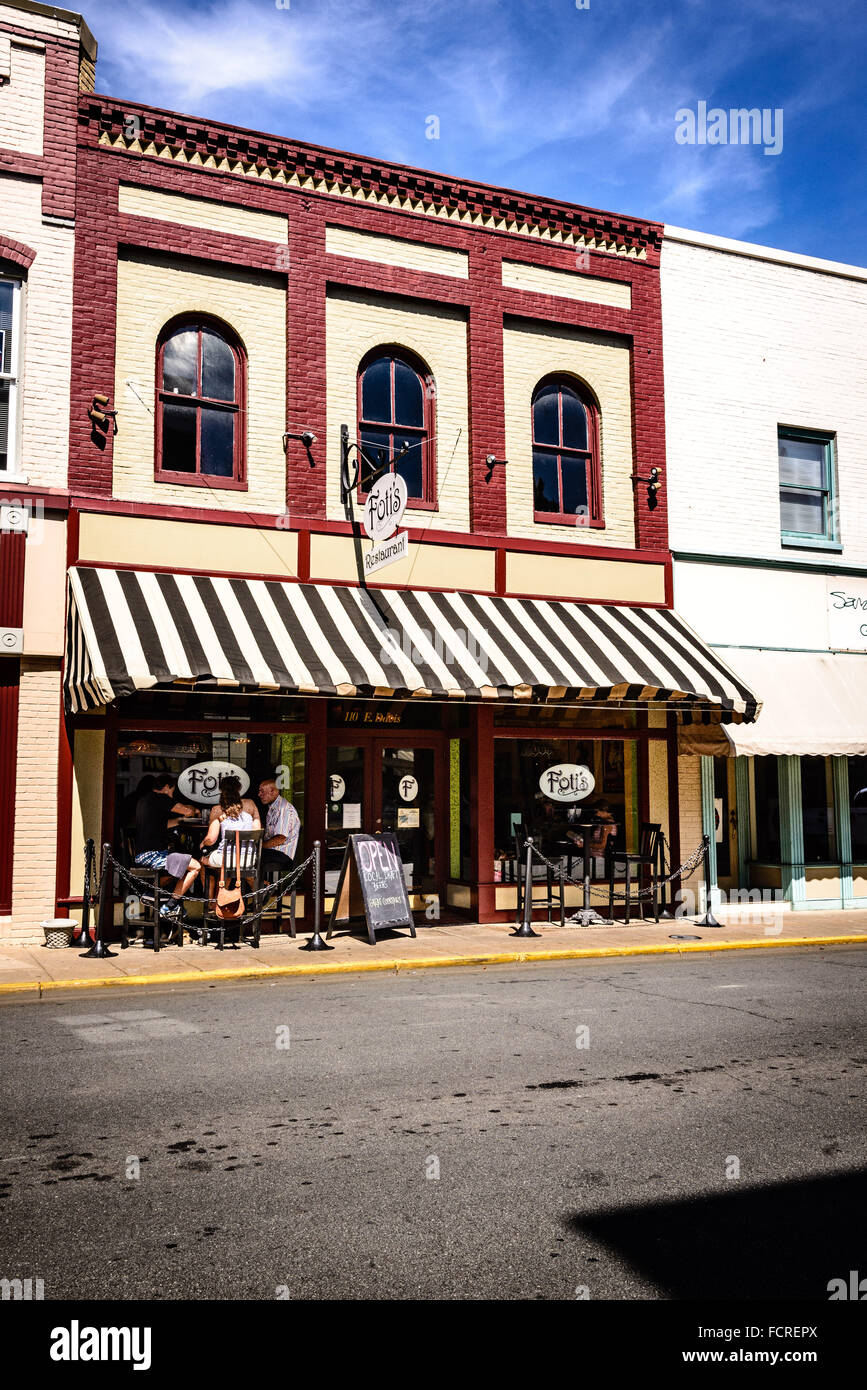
[{"xmin": 778, "ymin": 427, "xmax": 839, "ymax": 550}]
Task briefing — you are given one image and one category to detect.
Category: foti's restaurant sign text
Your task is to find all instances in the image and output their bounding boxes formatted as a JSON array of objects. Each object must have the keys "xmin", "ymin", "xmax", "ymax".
[
  {"xmin": 539, "ymin": 763, "xmax": 595, "ymax": 802},
  {"xmin": 177, "ymin": 761, "xmax": 250, "ymax": 805}
]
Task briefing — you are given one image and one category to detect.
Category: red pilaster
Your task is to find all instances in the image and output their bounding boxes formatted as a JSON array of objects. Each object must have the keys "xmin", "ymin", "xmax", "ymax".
[
  {"xmin": 286, "ymin": 203, "xmax": 328, "ymax": 519},
  {"xmin": 467, "ymin": 243, "xmax": 507, "ymax": 535},
  {"xmin": 472, "ymin": 704, "xmax": 496, "ymax": 921}
]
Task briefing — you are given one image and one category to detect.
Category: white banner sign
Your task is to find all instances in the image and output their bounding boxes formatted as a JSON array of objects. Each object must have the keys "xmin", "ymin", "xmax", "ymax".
[
  {"xmin": 827, "ymin": 579, "xmax": 867, "ymax": 651},
  {"xmin": 364, "ymin": 529, "xmax": 408, "ymax": 577}
]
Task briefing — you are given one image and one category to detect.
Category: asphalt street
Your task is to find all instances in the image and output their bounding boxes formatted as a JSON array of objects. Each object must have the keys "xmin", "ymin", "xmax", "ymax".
[{"xmin": 0, "ymin": 947, "xmax": 865, "ymax": 1300}]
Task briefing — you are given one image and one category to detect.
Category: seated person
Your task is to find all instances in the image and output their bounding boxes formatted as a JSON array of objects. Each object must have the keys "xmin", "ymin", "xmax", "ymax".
[
  {"xmin": 133, "ymin": 775, "xmax": 200, "ymax": 923},
  {"xmin": 200, "ymin": 777, "xmax": 261, "ymax": 889},
  {"xmin": 258, "ymin": 777, "xmax": 301, "ymax": 873},
  {"xmin": 567, "ymin": 798, "xmax": 618, "ymax": 862}
]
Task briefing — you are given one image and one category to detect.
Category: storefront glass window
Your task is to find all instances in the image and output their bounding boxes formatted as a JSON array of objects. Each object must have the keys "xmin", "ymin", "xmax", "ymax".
[
  {"xmin": 115, "ymin": 731, "xmax": 305, "ymax": 858},
  {"xmin": 493, "ymin": 737, "xmax": 638, "ymax": 866},
  {"xmin": 753, "ymin": 757, "xmax": 780, "ymax": 862},
  {"xmin": 801, "ymin": 756, "xmax": 836, "ymax": 863},
  {"xmin": 848, "ymin": 756, "xmax": 867, "ymax": 862}
]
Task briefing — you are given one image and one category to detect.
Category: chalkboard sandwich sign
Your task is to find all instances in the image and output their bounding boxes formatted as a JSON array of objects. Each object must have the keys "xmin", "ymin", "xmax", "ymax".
[{"xmin": 326, "ymin": 833, "xmax": 417, "ymax": 945}]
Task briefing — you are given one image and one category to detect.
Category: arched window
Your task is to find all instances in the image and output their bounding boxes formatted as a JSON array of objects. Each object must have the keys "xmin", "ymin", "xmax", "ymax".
[
  {"xmin": 357, "ymin": 349, "xmax": 435, "ymax": 505},
  {"xmin": 531, "ymin": 377, "xmax": 601, "ymax": 525},
  {"xmin": 156, "ymin": 317, "xmax": 246, "ymax": 486}
]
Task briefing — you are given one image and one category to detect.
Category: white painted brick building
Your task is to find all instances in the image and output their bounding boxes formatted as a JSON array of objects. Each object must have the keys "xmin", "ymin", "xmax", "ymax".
[{"xmin": 662, "ymin": 226, "xmax": 867, "ymax": 912}]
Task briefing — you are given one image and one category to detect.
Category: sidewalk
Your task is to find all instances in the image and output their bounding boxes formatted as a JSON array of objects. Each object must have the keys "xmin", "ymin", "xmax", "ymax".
[{"xmin": 1, "ymin": 908, "xmax": 866, "ymax": 996}]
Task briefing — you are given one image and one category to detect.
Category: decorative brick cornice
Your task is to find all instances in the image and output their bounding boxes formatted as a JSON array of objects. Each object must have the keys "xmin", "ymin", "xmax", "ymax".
[
  {"xmin": 79, "ymin": 95, "xmax": 662, "ymax": 261},
  {"xmin": 0, "ymin": 233, "xmax": 36, "ymax": 270}
]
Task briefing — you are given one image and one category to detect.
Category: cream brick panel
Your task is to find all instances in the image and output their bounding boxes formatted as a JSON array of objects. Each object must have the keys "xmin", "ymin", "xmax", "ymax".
[
  {"xmin": 503, "ymin": 320, "xmax": 636, "ymax": 547},
  {"xmin": 114, "ymin": 252, "xmax": 287, "ymax": 511},
  {"xmin": 0, "ymin": 41, "xmax": 44, "ymax": 155},
  {"xmin": 119, "ymin": 184, "xmax": 289, "ymax": 243},
  {"xmin": 0, "ymin": 177, "xmax": 74, "ymax": 487},
  {"xmin": 502, "ymin": 259, "xmax": 631, "ymax": 309},
  {"xmin": 79, "ymin": 512, "xmax": 300, "ymax": 579},
  {"xmin": 326, "ymin": 225, "xmax": 468, "ymax": 279},
  {"xmin": 0, "ymin": 5, "xmax": 80, "ymax": 41},
  {"xmin": 7, "ymin": 659, "xmax": 60, "ymax": 941},
  {"xmin": 325, "ymin": 287, "xmax": 470, "ymax": 532},
  {"xmin": 678, "ymin": 752, "xmax": 703, "ymax": 898},
  {"xmin": 662, "ymin": 236, "xmax": 867, "ymax": 568}
]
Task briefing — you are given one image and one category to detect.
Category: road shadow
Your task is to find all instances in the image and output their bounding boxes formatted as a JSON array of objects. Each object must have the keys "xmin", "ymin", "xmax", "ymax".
[{"xmin": 567, "ymin": 1167, "xmax": 867, "ymax": 1299}]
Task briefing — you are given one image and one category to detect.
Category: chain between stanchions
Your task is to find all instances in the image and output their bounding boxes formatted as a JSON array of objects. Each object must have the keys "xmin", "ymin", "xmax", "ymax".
[
  {"xmin": 104, "ymin": 846, "xmax": 315, "ymax": 928},
  {"xmin": 526, "ymin": 836, "xmax": 707, "ymax": 903}
]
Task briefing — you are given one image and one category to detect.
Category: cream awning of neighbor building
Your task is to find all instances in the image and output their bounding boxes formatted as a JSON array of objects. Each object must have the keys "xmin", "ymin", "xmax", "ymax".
[{"xmin": 678, "ymin": 647, "xmax": 867, "ymax": 756}]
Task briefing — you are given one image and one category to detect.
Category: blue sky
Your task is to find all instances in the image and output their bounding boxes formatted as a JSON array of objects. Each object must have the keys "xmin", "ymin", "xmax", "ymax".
[{"xmin": 82, "ymin": 0, "xmax": 867, "ymax": 263}]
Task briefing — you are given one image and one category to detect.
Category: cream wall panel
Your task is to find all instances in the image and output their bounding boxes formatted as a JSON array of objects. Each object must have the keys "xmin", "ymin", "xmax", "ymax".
[
  {"xmin": 648, "ymin": 739, "xmax": 670, "ymax": 847},
  {"xmin": 119, "ymin": 184, "xmax": 289, "ymax": 243},
  {"xmin": 23, "ymin": 516, "xmax": 66, "ymax": 655},
  {"xmin": 68, "ymin": 728, "xmax": 104, "ymax": 916},
  {"xmin": 502, "ymin": 259, "xmax": 631, "ymax": 309},
  {"xmin": 0, "ymin": 178, "xmax": 74, "ymax": 487},
  {"xmin": 506, "ymin": 551, "xmax": 665, "ymax": 603},
  {"xmin": 0, "ymin": 41, "xmax": 44, "ymax": 154},
  {"xmin": 7, "ymin": 660, "xmax": 60, "ymax": 942},
  {"xmin": 662, "ymin": 235, "xmax": 867, "ymax": 567},
  {"xmin": 309, "ymin": 533, "xmax": 494, "ymax": 591},
  {"xmin": 79, "ymin": 513, "xmax": 300, "ymax": 579},
  {"xmin": 325, "ymin": 287, "xmax": 470, "ymax": 532},
  {"xmin": 326, "ymin": 225, "xmax": 468, "ymax": 278},
  {"xmin": 114, "ymin": 252, "xmax": 287, "ymax": 511},
  {"xmin": 503, "ymin": 321, "xmax": 635, "ymax": 547}
]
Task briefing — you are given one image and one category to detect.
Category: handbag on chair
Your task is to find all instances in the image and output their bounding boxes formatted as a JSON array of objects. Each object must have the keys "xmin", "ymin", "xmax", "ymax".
[{"xmin": 215, "ymin": 830, "xmax": 245, "ymax": 921}]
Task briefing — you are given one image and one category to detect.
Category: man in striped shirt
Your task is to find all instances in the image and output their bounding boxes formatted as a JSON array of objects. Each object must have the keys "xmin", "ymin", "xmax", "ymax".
[{"xmin": 258, "ymin": 778, "xmax": 301, "ymax": 872}]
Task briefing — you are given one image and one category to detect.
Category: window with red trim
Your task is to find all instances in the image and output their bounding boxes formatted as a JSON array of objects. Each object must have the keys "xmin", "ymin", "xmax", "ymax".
[
  {"xmin": 357, "ymin": 349, "xmax": 435, "ymax": 505},
  {"xmin": 532, "ymin": 377, "xmax": 601, "ymax": 526},
  {"xmin": 156, "ymin": 318, "xmax": 246, "ymax": 487}
]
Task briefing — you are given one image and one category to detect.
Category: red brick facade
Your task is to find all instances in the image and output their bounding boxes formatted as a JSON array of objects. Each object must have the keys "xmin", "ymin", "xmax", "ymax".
[{"xmin": 68, "ymin": 94, "xmax": 668, "ymax": 561}]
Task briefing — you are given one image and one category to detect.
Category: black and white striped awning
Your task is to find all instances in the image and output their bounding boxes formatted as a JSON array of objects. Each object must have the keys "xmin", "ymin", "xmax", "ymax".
[{"xmin": 64, "ymin": 566, "xmax": 760, "ymax": 721}]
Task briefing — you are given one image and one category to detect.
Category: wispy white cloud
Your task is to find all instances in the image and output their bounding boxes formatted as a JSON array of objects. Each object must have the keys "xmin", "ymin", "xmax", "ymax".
[{"xmin": 77, "ymin": 0, "xmax": 866, "ymax": 258}]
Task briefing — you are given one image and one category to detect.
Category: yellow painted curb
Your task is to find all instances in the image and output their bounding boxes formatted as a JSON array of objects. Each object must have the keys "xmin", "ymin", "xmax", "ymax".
[{"xmin": 0, "ymin": 934, "xmax": 864, "ymax": 998}]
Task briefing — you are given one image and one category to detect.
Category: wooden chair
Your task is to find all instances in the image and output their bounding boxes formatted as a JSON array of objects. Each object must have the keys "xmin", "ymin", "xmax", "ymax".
[
  {"xmin": 202, "ymin": 829, "xmax": 264, "ymax": 950},
  {"xmin": 606, "ymin": 822, "xmax": 663, "ymax": 924},
  {"xmin": 122, "ymin": 832, "xmax": 168, "ymax": 946}
]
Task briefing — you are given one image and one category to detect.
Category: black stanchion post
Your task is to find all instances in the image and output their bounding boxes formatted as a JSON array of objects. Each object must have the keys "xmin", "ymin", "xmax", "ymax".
[
  {"xmin": 300, "ymin": 840, "xmax": 333, "ymax": 951},
  {"xmin": 81, "ymin": 843, "xmax": 117, "ymax": 958},
  {"xmin": 71, "ymin": 839, "xmax": 95, "ymax": 948},
  {"xmin": 511, "ymin": 838, "xmax": 541, "ymax": 938},
  {"xmin": 695, "ymin": 833, "xmax": 721, "ymax": 928}
]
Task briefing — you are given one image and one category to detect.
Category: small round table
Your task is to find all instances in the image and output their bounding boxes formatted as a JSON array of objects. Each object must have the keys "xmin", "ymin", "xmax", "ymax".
[{"xmin": 565, "ymin": 821, "xmax": 614, "ymax": 927}]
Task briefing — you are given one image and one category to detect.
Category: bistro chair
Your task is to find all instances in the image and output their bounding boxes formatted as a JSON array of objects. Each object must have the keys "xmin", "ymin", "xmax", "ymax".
[
  {"xmin": 514, "ymin": 824, "xmax": 566, "ymax": 929},
  {"xmin": 606, "ymin": 822, "xmax": 664, "ymax": 925},
  {"xmin": 201, "ymin": 829, "xmax": 264, "ymax": 950},
  {"xmin": 121, "ymin": 832, "xmax": 171, "ymax": 946},
  {"xmin": 259, "ymin": 859, "xmax": 299, "ymax": 939}
]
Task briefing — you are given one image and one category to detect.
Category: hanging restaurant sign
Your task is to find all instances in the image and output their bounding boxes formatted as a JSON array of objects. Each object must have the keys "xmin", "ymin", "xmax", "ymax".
[
  {"xmin": 363, "ymin": 472, "xmax": 408, "ymax": 541},
  {"xmin": 177, "ymin": 761, "xmax": 250, "ymax": 805},
  {"xmin": 364, "ymin": 529, "xmax": 409, "ymax": 576},
  {"xmin": 539, "ymin": 763, "xmax": 595, "ymax": 802}
]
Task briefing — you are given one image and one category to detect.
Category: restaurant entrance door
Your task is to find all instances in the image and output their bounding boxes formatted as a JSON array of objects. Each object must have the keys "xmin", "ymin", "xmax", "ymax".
[{"xmin": 324, "ymin": 737, "xmax": 444, "ymax": 906}]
